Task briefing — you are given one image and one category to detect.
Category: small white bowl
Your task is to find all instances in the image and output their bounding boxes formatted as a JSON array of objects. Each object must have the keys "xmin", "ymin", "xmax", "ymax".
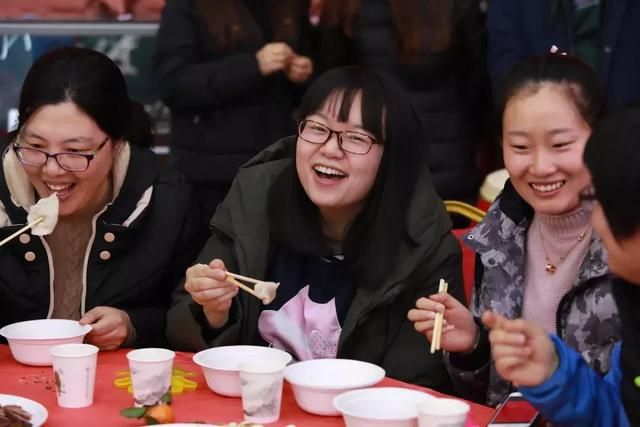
[
  {"xmin": 0, "ymin": 319, "xmax": 92, "ymax": 366},
  {"xmin": 333, "ymin": 387, "xmax": 436, "ymax": 427},
  {"xmin": 192, "ymin": 345, "xmax": 292, "ymax": 397},
  {"xmin": 284, "ymin": 359, "xmax": 385, "ymax": 416}
]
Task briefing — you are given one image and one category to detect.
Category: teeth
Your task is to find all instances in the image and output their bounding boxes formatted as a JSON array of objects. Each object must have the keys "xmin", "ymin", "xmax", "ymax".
[
  {"xmin": 531, "ymin": 181, "xmax": 564, "ymax": 192},
  {"xmin": 46, "ymin": 183, "xmax": 72, "ymax": 192},
  {"xmin": 314, "ymin": 165, "xmax": 346, "ymax": 177}
]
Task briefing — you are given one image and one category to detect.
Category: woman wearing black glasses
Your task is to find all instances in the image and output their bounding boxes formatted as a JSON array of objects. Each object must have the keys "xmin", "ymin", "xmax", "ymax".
[
  {"xmin": 0, "ymin": 47, "xmax": 207, "ymax": 350},
  {"xmin": 168, "ymin": 66, "xmax": 464, "ymax": 392}
]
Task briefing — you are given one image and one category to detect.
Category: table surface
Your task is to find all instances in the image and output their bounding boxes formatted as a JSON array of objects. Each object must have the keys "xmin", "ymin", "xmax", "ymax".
[{"xmin": 0, "ymin": 345, "xmax": 495, "ymax": 426}]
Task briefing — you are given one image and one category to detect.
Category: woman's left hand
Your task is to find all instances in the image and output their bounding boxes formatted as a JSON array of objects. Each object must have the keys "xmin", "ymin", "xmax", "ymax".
[{"xmin": 80, "ymin": 306, "xmax": 134, "ymax": 351}]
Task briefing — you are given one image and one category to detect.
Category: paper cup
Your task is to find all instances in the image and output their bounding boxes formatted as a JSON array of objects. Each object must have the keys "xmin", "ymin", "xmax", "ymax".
[
  {"xmin": 239, "ymin": 359, "xmax": 286, "ymax": 424},
  {"xmin": 126, "ymin": 348, "xmax": 175, "ymax": 406},
  {"xmin": 418, "ymin": 398, "xmax": 470, "ymax": 427},
  {"xmin": 50, "ymin": 343, "xmax": 99, "ymax": 408}
]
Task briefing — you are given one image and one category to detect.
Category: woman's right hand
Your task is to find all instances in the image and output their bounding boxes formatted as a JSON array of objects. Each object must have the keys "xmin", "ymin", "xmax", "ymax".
[
  {"xmin": 408, "ymin": 293, "xmax": 479, "ymax": 353},
  {"xmin": 184, "ymin": 259, "xmax": 238, "ymax": 328},
  {"xmin": 256, "ymin": 42, "xmax": 293, "ymax": 76}
]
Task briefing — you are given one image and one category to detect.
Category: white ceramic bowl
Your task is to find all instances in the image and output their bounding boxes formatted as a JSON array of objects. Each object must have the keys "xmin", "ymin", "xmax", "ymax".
[
  {"xmin": 192, "ymin": 345, "xmax": 292, "ymax": 397},
  {"xmin": 284, "ymin": 359, "xmax": 385, "ymax": 416},
  {"xmin": 0, "ymin": 319, "xmax": 92, "ymax": 366},
  {"xmin": 333, "ymin": 387, "xmax": 436, "ymax": 427}
]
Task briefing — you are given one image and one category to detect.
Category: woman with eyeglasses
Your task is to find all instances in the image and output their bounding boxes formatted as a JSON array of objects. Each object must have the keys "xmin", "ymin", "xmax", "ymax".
[
  {"xmin": 0, "ymin": 47, "xmax": 208, "ymax": 350},
  {"xmin": 167, "ymin": 66, "xmax": 465, "ymax": 391},
  {"xmin": 408, "ymin": 53, "xmax": 620, "ymax": 406}
]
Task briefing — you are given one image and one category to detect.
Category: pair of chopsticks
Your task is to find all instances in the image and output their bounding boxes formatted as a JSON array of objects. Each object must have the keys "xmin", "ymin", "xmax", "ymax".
[
  {"xmin": 430, "ymin": 279, "xmax": 449, "ymax": 354},
  {"xmin": 225, "ymin": 271, "xmax": 264, "ymax": 301},
  {"xmin": 0, "ymin": 217, "xmax": 44, "ymax": 247}
]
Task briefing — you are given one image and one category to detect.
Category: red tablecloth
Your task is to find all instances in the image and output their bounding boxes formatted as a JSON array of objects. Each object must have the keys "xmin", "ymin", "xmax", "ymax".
[{"xmin": 0, "ymin": 345, "xmax": 494, "ymax": 426}]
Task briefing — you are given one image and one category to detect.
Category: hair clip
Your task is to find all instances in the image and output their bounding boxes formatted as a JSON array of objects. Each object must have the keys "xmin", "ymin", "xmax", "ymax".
[{"xmin": 550, "ymin": 45, "xmax": 568, "ymax": 55}]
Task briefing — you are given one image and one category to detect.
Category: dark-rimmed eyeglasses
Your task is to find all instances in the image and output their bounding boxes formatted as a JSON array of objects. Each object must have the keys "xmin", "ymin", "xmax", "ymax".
[
  {"xmin": 12, "ymin": 137, "xmax": 110, "ymax": 172},
  {"xmin": 297, "ymin": 119, "xmax": 378, "ymax": 155}
]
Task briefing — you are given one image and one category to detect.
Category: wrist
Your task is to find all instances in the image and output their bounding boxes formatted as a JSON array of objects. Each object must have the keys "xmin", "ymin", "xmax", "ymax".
[
  {"xmin": 461, "ymin": 323, "xmax": 481, "ymax": 355},
  {"xmin": 203, "ymin": 307, "xmax": 229, "ymax": 329}
]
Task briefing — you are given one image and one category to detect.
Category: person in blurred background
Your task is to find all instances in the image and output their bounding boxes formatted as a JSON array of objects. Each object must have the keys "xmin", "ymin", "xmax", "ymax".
[
  {"xmin": 167, "ymin": 66, "xmax": 464, "ymax": 391},
  {"xmin": 153, "ymin": 0, "xmax": 314, "ymax": 220},
  {"xmin": 484, "ymin": 106, "xmax": 640, "ymax": 426},
  {"xmin": 0, "ymin": 47, "xmax": 206, "ymax": 350},
  {"xmin": 315, "ymin": 0, "xmax": 489, "ymax": 208},
  {"xmin": 408, "ymin": 53, "xmax": 620, "ymax": 405},
  {"xmin": 487, "ymin": 0, "xmax": 640, "ymax": 109}
]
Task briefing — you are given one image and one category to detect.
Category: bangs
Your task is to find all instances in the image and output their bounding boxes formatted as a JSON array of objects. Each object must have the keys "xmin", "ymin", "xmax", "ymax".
[{"xmin": 297, "ymin": 66, "xmax": 386, "ymax": 142}]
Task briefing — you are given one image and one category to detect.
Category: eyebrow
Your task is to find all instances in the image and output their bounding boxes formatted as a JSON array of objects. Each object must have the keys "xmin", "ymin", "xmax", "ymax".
[
  {"xmin": 506, "ymin": 128, "xmax": 576, "ymax": 138},
  {"xmin": 23, "ymin": 130, "xmax": 94, "ymax": 144}
]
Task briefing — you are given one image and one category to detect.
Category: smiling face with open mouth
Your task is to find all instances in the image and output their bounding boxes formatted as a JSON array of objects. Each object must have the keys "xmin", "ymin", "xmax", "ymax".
[
  {"xmin": 19, "ymin": 102, "xmax": 115, "ymax": 217},
  {"xmin": 296, "ymin": 92, "xmax": 384, "ymax": 226},
  {"xmin": 502, "ymin": 84, "xmax": 592, "ymax": 216}
]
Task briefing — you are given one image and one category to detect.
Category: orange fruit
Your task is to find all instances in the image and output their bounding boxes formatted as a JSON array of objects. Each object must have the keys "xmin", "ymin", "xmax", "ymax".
[{"xmin": 145, "ymin": 403, "xmax": 174, "ymax": 424}]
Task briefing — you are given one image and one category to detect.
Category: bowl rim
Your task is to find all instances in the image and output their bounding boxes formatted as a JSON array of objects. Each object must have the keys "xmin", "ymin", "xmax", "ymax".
[
  {"xmin": 192, "ymin": 345, "xmax": 292, "ymax": 372},
  {"xmin": 332, "ymin": 387, "xmax": 437, "ymax": 421},
  {"xmin": 0, "ymin": 319, "xmax": 92, "ymax": 341},
  {"xmin": 284, "ymin": 358, "xmax": 386, "ymax": 389}
]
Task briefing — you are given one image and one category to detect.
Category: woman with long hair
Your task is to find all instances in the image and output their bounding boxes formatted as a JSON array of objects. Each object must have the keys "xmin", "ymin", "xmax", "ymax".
[{"xmin": 167, "ymin": 66, "xmax": 464, "ymax": 391}]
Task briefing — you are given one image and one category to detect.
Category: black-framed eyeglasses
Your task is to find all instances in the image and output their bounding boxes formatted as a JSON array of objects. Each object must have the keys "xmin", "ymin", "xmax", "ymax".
[
  {"xmin": 12, "ymin": 137, "xmax": 110, "ymax": 172},
  {"xmin": 297, "ymin": 119, "xmax": 378, "ymax": 155}
]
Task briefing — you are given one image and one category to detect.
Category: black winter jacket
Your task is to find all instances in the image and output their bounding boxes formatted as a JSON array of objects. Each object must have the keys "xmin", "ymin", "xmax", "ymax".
[
  {"xmin": 167, "ymin": 137, "xmax": 465, "ymax": 392},
  {"xmin": 0, "ymin": 143, "xmax": 208, "ymax": 347},
  {"xmin": 316, "ymin": 0, "xmax": 488, "ymax": 203},
  {"xmin": 153, "ymin": 0, "xmax": 311, "ymax": 185}
]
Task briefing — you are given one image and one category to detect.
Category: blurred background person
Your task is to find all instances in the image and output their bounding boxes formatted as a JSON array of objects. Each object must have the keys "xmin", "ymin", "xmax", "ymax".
[
  {"xmin": 488, "ymin": 0, "xmax": 640, "ymax": 109},
  {"xmin": 316, "ymin": 0, "xmax": 490, "ymax": 209},
  {"xmin": 153, "ymin": 0, "xmax": 314, "ymax": 219}
]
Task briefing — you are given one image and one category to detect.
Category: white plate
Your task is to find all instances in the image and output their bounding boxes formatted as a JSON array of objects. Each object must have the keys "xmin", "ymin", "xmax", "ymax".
[
  {"xmin": 0, "ymin": 394, "xmax": 48, "ymax": 427},
  {"xmin": 333, "ymin": 387, "xmax": 436, "ymax": 421}
]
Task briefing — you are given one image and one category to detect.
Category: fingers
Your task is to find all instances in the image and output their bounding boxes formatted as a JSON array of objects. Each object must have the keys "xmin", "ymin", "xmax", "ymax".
[{"xmin": 79, "ymin": 306, "xmax": 105, "ymax": 326}]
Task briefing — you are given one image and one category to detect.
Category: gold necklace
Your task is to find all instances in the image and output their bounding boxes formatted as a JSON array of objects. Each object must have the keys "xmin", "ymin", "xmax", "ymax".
[{"xmin": 538, "ymin": 223, "xmax": 592, "ymax": 275}]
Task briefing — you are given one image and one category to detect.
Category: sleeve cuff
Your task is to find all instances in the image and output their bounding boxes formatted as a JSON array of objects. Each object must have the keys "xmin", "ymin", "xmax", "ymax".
[{"xmin": 448, "ymin": 316, "xmax": 491, "ymax": 371}]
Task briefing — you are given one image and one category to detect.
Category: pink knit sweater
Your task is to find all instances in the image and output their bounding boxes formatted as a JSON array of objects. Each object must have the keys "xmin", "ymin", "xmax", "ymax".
[{"xmin": 521, "ymin": 206, "xmax": 593, "ymax": 334}]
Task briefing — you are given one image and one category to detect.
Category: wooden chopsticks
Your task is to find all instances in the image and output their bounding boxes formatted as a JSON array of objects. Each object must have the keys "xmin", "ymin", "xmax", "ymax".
[
  {"xmin": 0, "ymin": 217, "xmax": 44, "ymax": 247},
  {"xmin": 430, "ymin": 278, "xmax": 449, "ymax": 354}
]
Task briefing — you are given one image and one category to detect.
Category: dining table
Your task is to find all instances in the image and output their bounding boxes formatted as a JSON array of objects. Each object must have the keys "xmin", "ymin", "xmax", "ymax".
[{"xmin": 0, "ymin": 344, "xmax": 496, "ymax": 426}]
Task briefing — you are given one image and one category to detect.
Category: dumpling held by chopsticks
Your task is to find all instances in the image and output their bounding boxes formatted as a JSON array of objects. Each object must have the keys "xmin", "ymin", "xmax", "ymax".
[{"xmin": 27, "ymin": 193, "xmax": 59, "ymax": 236}]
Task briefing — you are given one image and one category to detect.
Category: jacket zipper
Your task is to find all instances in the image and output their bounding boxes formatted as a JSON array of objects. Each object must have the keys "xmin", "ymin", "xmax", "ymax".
[
  {"xmin": 80, "ymin": 206, "xmax": 109, "ymax": 316},
  {"xmin": 40, "ymin": 236, "xmax": 56, "ymax": 319}
]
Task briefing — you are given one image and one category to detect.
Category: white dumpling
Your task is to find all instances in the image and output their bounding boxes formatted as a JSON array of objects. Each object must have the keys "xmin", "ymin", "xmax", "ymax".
[
  {"xmin": 27, "ymin": 193, "xmax": 59, "ymax": 236},
  {"xmin": 254, "ymin": 281, "xmax": 280, "ymax": 305}
]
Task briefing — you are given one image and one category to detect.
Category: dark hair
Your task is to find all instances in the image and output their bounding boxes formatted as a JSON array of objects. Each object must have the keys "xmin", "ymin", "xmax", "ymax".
[
  {"xmin": 193, "ymin": 0, "xmax": 303, "ymax": 52},
  {"xmin": 321, "ymin": 0, "xmax": 451, "ymax": 62},
  {"xmin": 498, "ymin": 53, "xmax": 605, "ymax": 135},
  {"xmin": 584, "ymin": 106, "xmax": 640, "ymax": 239},
  {"xmin": 269, "ymin": 66, "xmax": 428, "ymax": 289},
  {"xmin": 12, "ymin": 47, "xmax": 152, "ymax": 147}
]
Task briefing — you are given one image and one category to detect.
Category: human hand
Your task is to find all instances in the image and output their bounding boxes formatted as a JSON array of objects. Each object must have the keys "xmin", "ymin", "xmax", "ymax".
[
  {"xmin": 184, "ymin": 259, "xmax": 238, "ymax": 327},
  {"xmin": 482, "ymin": 311, "xmax": 558, "ymax": 387},
  {"xmin": 256, "ymin": 42, "xmax": 294, "ymax": 76},
  {"xmin": 285, "ymin": 55, "xmax": 313, "ymax": 83},
  {"xmin": 408, "ymin": 293, "xmax": 478, "ymax": 353},
  {"xmin": 80, "ymin": 306, "xmax": 134, "ymax": 351}
]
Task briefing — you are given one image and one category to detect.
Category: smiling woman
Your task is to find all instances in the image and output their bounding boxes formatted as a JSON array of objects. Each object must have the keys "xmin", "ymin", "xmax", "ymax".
[
  {"xmin": 168, "ymin": 66, "xmax": 465, "ymax": 393},
  {"xmin": 0, "ymin": 47, "xmax": 208, "ymax": 351},
  {"xmin": 408, "ymin": 52, "xmax": 621, "ymax": 406}
]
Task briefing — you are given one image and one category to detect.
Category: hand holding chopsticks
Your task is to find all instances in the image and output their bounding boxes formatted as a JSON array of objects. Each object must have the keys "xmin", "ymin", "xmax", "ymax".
[
  {"xmin": 225, "ymin": 271, "xmax": 280, "ymax": 305},
  {"xmin": 430, "ymin": 279, "xmax": 448, "ymax": 354}
]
